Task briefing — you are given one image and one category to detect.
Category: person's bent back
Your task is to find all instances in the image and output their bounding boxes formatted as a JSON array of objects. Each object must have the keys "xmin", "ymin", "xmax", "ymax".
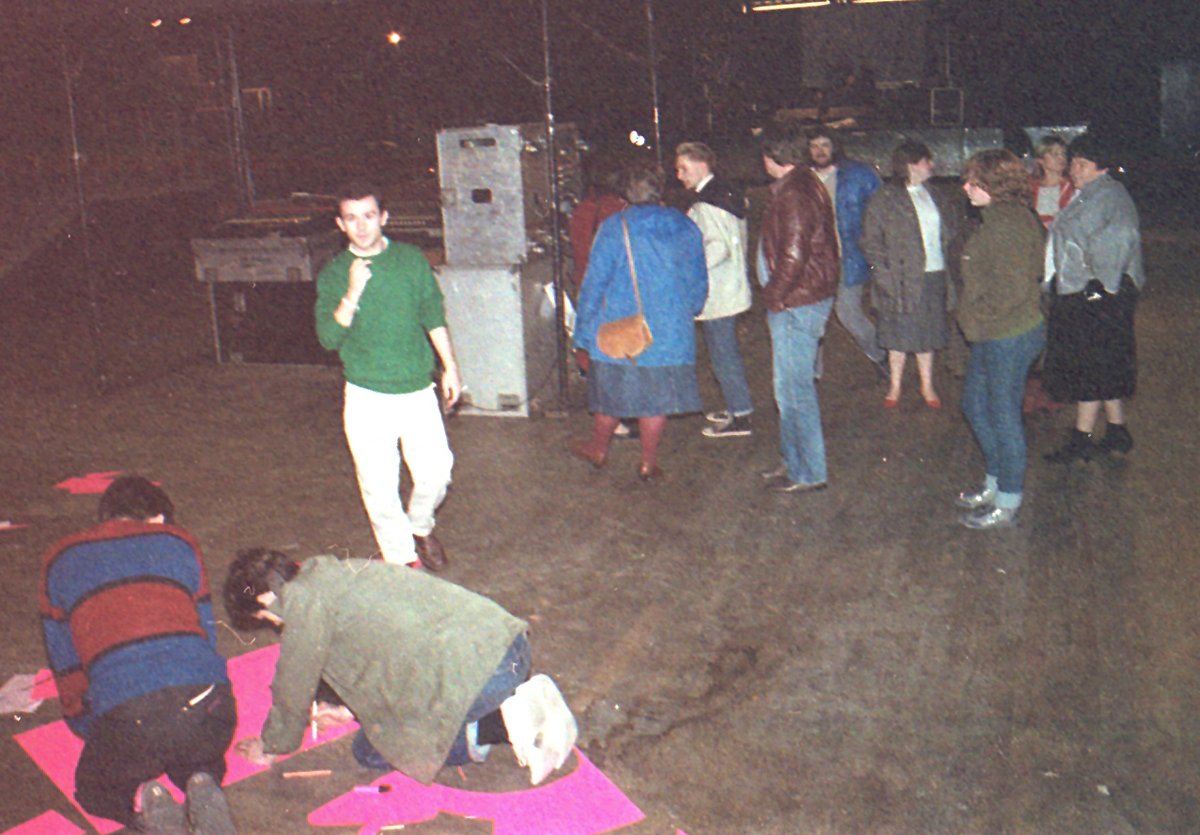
[{"xmin": 39, "ymin": 475, "xmax": 236, "ymax": 832}]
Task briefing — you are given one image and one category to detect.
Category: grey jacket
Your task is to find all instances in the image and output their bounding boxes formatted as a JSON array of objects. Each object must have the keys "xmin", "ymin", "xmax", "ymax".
[
  {"xmin": 1047, "ymin": 173, "xmax": 1144, "ymax": 295},
  {"xmin": 861, "ymin": 182, "xmax": 963, "ymax": 316},
  {"xmin": 261, "ymin": 556, "xmax": 527, "ymax": 784}
]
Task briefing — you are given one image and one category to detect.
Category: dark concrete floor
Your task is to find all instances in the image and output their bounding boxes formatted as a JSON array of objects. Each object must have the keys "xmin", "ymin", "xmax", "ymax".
[{"xmin": 1, "ymin": 191, "xmax": 1198, "ymax": 834}]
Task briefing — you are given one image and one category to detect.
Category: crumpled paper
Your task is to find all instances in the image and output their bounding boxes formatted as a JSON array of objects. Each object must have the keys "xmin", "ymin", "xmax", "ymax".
[{"xmin": 0, "ymin": 673, "xmax": 46, "ymax": 715}]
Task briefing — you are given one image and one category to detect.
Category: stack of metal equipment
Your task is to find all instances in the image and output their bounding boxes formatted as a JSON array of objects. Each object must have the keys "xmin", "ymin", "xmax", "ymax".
[{"xmin": 435, "ymin": 122, "xmax": 581, "ymax": 417}]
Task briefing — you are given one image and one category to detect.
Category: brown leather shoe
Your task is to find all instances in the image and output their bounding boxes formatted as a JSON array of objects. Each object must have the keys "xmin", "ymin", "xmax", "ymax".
[
  {"xmin": 413, "ymin": 534, "xmax": 448, "ymax": 572},
  {"xmin": 566, "ymin": 438, "xmax": 606, "ymax": 469}
]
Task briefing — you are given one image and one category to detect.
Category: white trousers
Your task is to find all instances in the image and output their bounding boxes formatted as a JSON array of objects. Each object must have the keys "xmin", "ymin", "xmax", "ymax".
[{"xmin": 343, "ymin": 382, "xmax": 454, "ymax": 564}]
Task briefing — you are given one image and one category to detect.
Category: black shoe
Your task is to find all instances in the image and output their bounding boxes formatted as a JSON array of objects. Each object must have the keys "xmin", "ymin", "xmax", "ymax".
[
  {"xmin": 185, "ymin": 772, "xmax": 236, "ymax": 835},
  {"xmin": 1044, "ymin": 429, "xmax": 1095, "ymax": 464},
  {"xmin": 1096, "ymin": 424, "xmax": 1133, "ymax": 455},
  {"xmin": 133, "ymin": 781, "xmax": 186, "ymax": 834},
  {"xmin": 613, "ymin": 420, "xmax": 640, "ymax": 440}
]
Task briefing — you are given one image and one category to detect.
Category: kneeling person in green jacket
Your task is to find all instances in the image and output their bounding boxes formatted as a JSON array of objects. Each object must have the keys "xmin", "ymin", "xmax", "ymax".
[{"xmin": 224, "ymin": 549, "xmax": 577, "ymax": 785}]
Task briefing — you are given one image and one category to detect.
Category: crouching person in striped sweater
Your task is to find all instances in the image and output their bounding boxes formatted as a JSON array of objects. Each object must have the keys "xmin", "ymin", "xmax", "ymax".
[{"xmin": 39, "ymin": 475, "xmax": 236, "ymax": 833}]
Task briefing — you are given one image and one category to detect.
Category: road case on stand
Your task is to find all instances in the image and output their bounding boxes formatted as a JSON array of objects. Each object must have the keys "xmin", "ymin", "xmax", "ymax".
[{"xmin": 191, "ymin": 204, "xmax": 342, "ymax": 364}]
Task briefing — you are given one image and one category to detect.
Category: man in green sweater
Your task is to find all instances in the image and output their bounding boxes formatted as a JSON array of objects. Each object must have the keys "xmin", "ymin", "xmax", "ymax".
[
  {"xmin": 315, "ymin": 182, "xmax": 461, "ymax": 571},
  {"xmin": 225, "ymin": 549, "xmax": 578, "ymax": 786}
]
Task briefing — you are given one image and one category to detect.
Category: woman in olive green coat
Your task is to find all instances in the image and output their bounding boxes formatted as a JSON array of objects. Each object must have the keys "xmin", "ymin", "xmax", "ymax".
[{"xmin": 954, "ymin": 150, "xmax": 1046, "ymax": 530}]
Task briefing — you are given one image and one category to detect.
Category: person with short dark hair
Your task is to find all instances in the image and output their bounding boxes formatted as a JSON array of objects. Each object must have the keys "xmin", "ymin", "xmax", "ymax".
[
  {"xmin": 861, "ymin": 141, "xmax": 963, "ymax": 410},
  {"xmin": 315, "ymin": 181, "xmax": 461, "ymax": 571},
  {"xmin": 955, "ymin": 150, "xmax": 1047, "ymax": 529},
  {"xmin": 674, "ymin": 141, "xmax": 755, "ymax": 439},
  {"xmin": 1041, "ymin": 134, "xmax": 1145, "ymax": 462},
  {"xmin": 225, "ymin": 549, "xmax": 577, "ymax": 787},
  {"xmin": 806, "ymin": 127, "xmax": 887, "ymax": 380},
  {"xmin": 570, "ymin": 151, "xmax": 628, "ymax": 291},
  {"xmin": 567, "ymin": 159, "xmax": 709, "ymax": 481},
  {"xmin": 39, "ymin": 475, "xmax": 236, "ymax": 832},
  {"xmin": 756, "ymin": 120, "xmax": 840, "ymax": 494}
]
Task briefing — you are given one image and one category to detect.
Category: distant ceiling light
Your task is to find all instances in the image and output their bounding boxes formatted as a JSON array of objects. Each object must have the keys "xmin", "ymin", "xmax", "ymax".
[
  {"xmin": 750, "ymin": 1, "xmax": 830, "ymax": 10},
  {"xmin": 751, "ymin": 0, "xmax": 917, "ymax": 8},
  {"xmin": 179, "ymin": 16, "xmax": 192, "ymax": 25},
  {"xmin": 387, "ymin": 30, "xmax": 405, "ymax": 45},
  {"xmin": 150, "ymin": 18, "xmax": 163, "ymax": 27}
]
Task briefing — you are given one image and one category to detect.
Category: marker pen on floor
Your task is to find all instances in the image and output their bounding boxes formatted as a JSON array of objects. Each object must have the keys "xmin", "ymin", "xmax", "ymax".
[{"xmin": 353, "ymin": 784, "xmax": 392, "ymax": 794}]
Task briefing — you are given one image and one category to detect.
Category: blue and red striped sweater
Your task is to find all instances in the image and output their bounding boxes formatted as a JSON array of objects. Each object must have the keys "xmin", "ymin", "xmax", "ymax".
[{"xmin": 39, "ymin": 519, "xmax": 229, "ymax": 738}]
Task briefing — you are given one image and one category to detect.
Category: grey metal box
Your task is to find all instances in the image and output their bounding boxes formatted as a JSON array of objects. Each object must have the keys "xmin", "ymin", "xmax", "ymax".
[
  {"xmin": 438, "ymin": 125, "xmax": 527, "ymax": 265},
  {"xmin": 437, "ymin": 123, "xmax": 582, "ymax": 266},
  {"xmin": 436, "ymin": 257, "xmax": 558, "ymax": 418},
  {"xmin": 191, "ymin": 218, "xmax": 340, "ymax": 284},
  {"xmin": 837, "ymin": 127, "xmax": 1005, "ymax": 176}
]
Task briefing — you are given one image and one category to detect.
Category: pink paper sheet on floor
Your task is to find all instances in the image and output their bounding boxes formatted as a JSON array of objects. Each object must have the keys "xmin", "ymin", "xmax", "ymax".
[
  {"xmin": 2, "ymin": 810, "xmax": 84, "ymax": 835},
  {"xmin": 31, "ymin": 671, "xmax": 57, "ymax": 702},
  {"xmin": 14, "ymin": 645, "xmax": 357, "ymax": 832},
  {"xmin": 307, "ymin": 749, "xmax": 644, "ymax": 835},
  {"xmin": 17, "ymin": 645, "xmax": 649, "ymax": 835},
  {"xmin": 53, "ymin": 472, "xmax": 126, "ymax": 495}
]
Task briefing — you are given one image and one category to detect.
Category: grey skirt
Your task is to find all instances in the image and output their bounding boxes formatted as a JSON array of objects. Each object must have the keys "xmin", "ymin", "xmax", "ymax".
[{"xmin": 877, "ymin": 270, "xmax": 948, "ymax": 352}]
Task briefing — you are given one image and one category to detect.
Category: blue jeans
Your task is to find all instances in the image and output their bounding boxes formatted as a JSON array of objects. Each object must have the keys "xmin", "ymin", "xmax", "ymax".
[
  {"xmin": 767, "ymin": 299, "xmax": 834, "ymax": 485},
  {"xmin": 352, "ymin": 633, "xmax": 532, "ymax": 770},
  {"xmin": 700, "ymin": 315, "xmax": 754, "ymax": 417},
  {"xmin": 961, "ymin": 322, "xmax": 1046, "ymax": 507},
  {"xmin": 834, "ymin": 282, "xmax": 885, "ymax": 364}
]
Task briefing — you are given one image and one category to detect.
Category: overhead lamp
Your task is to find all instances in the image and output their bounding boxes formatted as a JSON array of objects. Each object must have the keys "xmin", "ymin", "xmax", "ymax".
[
  {"xmin": 749, "ymin": 1, "xmax": 831, "ymax": 9},
  {"xmin": 749, "ymin": 0, "xmax": 918, "ymax": 8}
]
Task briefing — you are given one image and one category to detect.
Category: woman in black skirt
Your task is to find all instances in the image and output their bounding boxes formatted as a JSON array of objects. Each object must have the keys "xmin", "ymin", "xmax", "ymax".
[{"xmin": 1042, "ymin": 134, "xmax": 1145, "ymax": 462}]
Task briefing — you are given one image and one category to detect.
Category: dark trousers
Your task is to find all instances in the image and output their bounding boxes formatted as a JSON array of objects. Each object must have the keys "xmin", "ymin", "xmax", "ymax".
[{"xmin": 75, "ymin": 683, "xmax": 236, "ymax": 824}]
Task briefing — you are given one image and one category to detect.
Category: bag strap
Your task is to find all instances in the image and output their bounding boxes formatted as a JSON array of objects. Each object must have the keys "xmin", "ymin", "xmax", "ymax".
[{"xmin": 619, "ymin": 213, "xmax": 644, "ymax": 317}]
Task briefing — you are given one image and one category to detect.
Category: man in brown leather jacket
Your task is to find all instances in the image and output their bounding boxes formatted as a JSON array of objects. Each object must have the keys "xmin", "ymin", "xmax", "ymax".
[{"xmin": 756, "ymin": 120, "xmax": 840, "ymax": 493}]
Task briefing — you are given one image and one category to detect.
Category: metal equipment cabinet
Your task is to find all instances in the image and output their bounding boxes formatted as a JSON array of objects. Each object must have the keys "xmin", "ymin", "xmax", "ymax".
[{"xmin": 436, "ymin": 257, "xmax": 557, "ymax": 418}]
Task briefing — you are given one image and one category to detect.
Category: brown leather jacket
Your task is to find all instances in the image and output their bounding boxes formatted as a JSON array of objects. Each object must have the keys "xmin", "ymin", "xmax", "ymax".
[{"xmin": 760, "ymin": 167, "xmax": 839, "ymax": 311}]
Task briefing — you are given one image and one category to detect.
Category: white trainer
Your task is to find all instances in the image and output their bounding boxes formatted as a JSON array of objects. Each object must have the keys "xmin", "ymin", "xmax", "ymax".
[{"xmin": 500, "ymin": 674, "xmax": 578, "ymax": 785}]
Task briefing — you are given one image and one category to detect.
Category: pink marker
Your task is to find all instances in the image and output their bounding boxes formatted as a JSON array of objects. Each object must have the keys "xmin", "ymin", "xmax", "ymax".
[{"xmin": 353, "ymin": 785, "xmax": 392, "ymax": 794}]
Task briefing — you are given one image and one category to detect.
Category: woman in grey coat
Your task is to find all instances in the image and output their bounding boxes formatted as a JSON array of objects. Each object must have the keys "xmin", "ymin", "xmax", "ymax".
[
  {"xmin": 1042, "ymin": 134, "xmax": 1145, "ymax": 463},
  {"xmin": 861, "ymin": 141, "xmax": 962, "ymax": 409}
]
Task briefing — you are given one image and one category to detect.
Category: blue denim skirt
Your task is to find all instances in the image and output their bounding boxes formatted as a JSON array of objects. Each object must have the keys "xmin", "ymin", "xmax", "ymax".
[{"xmin": 588, "ymin": 361, "xmax": 701, "ymax": 417}]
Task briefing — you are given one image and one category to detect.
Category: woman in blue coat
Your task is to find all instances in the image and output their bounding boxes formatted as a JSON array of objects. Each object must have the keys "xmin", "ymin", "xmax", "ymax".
[{"xmin": 569, "ymin": 160, "xmax": 709, "ymax": 480}]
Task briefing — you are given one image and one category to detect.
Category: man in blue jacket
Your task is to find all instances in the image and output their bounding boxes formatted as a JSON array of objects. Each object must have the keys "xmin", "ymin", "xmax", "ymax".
[{"xmin": 807, "ymin": 127, "xmax": 888, "ymax": 380}]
